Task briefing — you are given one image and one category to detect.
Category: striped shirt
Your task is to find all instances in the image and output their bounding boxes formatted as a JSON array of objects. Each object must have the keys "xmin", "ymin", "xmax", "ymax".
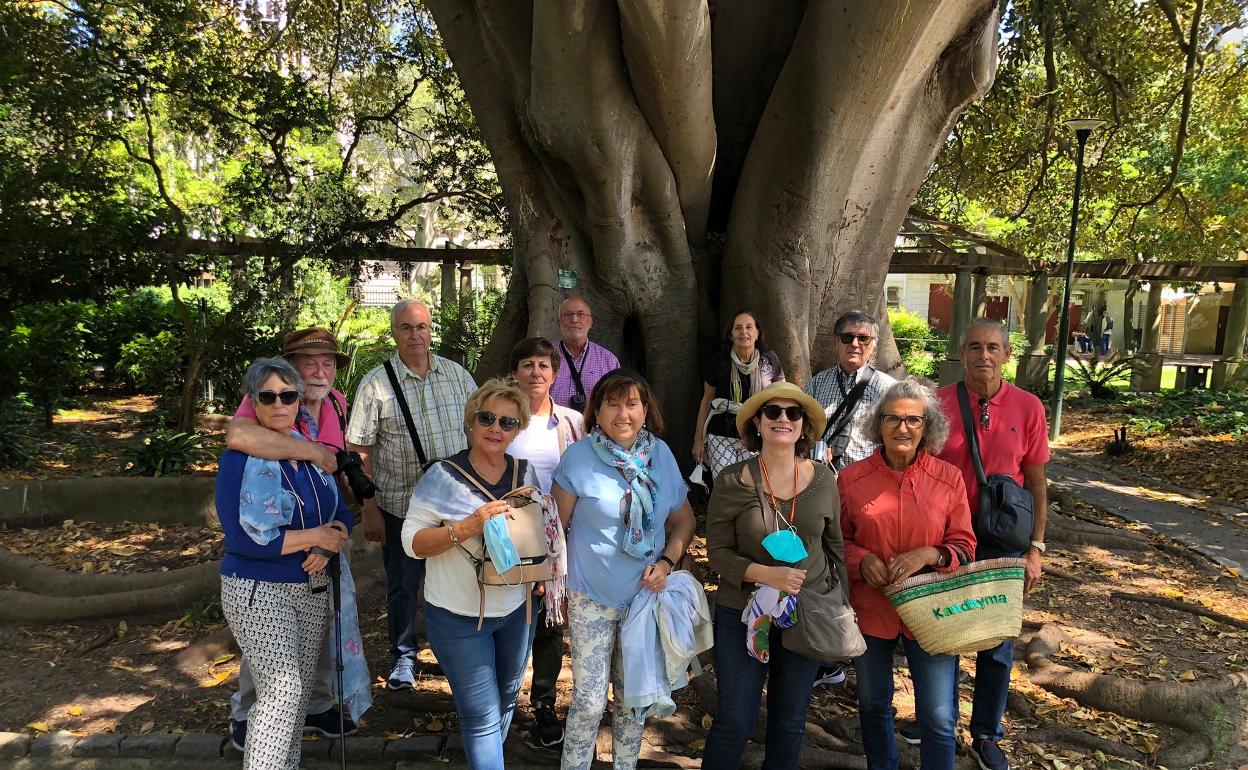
[
  {"xmin": 804, "ymin": 364, "xmax": 896, "ymax": 470},
  {"xmin": 346, "ymin": 352, "xmax": 477, "ymax": 516},
  {"xmin": 550, "ymin": 340, "xmax": 620, "ymax": 409}
]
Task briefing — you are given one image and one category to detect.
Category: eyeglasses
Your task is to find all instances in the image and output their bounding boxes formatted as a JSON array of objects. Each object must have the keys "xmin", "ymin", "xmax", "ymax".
[
  {"xmin": 882, "ymin": 414, "xmax": 926, "ymax": 430},
  {"xmin": 256, "ymin": 389, "xmax": 300, "ymax": 406},
  {"xmin": 838, "ymin": 333, "xmax": 874, "ymax": 345},
  {"xmin": 560, "ymin": 311, "xmax": 591, "ymax": 321},
  {"xmin": 978, "ymin": 397, "xmax": 990, "ymax": 430},
  {"xmin": 476, "ymin": 410, "xmax": 520, "ymax": 432},
  {"xmin": 760, "ymin": 404, "xmax": 805, "ymax": 422}
]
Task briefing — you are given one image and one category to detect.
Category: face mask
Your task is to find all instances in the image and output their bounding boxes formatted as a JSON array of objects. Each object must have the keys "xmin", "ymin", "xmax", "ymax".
[
  {"xmin": 761, "ymin": 527, "xmax": 808, "ymax": 564},
  {"xmin": 483, "ymin": 515, "xmax": 520, "ymax": 573}
]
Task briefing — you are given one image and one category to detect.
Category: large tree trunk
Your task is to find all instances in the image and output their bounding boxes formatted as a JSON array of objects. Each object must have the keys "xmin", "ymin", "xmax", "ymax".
[{"xmin": 431, "ymin": 0, "xmax": 999, "ymax": 457}]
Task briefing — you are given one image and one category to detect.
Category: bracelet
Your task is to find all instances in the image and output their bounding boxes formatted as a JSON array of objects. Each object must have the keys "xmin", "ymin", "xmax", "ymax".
[
  {"xmin": 658, "ymin": 555, "xmax": 675, "ymax": 571},
  {"xmin": 447, "ymin": 523, "xmax": 461, "ymax": 548}
]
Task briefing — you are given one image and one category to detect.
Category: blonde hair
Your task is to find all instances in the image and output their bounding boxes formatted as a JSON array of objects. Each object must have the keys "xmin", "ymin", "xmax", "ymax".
[{"xmin": 463, "ymin": 377, "xmax": 531, "ymax": 432}]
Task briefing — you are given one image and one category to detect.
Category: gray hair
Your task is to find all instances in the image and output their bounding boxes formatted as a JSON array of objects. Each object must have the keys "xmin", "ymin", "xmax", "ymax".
[
  {"xmin": 390, "ymin": 298, "xmax": 429, "ymax": 327},
  {"xmin": 242, "ymin": 357, "xmax": 304, "ymax": 400},
  {"xmin": 834, "ymin": 310, "xmax": 879, "ymax": 340},
  {"xmin": 958, "ymin": 317, "xmax": 1009, "ymax": 349},
  {"xmin": 862, "ymin": 378, "xmax": 951, "ymax": 454}
]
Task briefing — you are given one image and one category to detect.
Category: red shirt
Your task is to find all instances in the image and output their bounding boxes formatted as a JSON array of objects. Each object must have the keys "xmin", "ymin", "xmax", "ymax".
[
  {"xmin": 233, "ymin": 389, "xmax": 348, "ymax": 451},
  {"xmin": 839, "ymin": 451, "xmax": 976, "ymax": 640},
  {"xmin": 936, "ymin": 381, "xmax": 1049, "ymax": 516}
]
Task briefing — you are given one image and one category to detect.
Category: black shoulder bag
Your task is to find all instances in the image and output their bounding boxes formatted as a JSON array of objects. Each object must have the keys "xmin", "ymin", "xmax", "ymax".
[
  {"xmin": 383, "ymin": 360, "xmax": 429, "ymax": 468},
  {"xmin": 820, "ymin": 374, "xmax": 872, "ymax": 465},
  {"xmin": 559, "ymin": 342, "xmax": 589, "ymax": 411},
  {"xmin": 955, "ymin": 382, "xmax": 1034, "ymax": 553}
]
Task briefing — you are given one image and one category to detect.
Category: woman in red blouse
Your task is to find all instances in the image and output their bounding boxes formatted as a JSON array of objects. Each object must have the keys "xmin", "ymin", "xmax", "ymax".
[{"xmin": 839, "ymin": 379, "xmax": 975, "ymax": 770}]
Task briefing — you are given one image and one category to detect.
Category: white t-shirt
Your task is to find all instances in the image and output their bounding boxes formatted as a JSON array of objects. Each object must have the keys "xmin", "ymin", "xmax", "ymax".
[{"xmin": 507, "ymin": 417, "xmax": 562, "ymax": 494}]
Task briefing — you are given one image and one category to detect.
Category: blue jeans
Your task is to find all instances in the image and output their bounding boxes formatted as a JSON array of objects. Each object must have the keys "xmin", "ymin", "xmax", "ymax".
[
  {"xmin": 425, "ymin": 601, "xmax": 536, "ymax": 769},
  {"xmin": 855, "ymin": 634, "xmax": 959, "ymax": 770},
  {"xmin": 702, "ymin": 603, "xmax": 820, "ymax": 770},
  {"xmin": 382, "ymin": 508, "xmax": 426, "ymax": 666},
  {"xmin": 971, "ymin": 541, "xmax": 1022, "ymax": 742}
]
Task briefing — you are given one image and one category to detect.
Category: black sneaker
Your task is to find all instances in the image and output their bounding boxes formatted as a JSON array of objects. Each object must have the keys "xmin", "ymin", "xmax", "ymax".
[
  {"xmin": 897, "ymin": 720, "xmax": 921, "ymax": 745},
  {"xmin": 533, "ymin": 705, "xmax": 564, "ymax": 748},
  {"xmin": 971, "ymin": 739, "xmax": 1011, "ymax": 770},
  {"xmin": 229, "ymin": 718, "xmax": 247, "ymax": 751},
  {"xmin": 304, "ymin": 707, "xmax": 358, "ymax": 738}
]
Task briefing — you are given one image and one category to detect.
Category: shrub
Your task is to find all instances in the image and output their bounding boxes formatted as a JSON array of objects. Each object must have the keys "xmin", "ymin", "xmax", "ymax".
[
  {"xmin": 888, "ymin": 307, "xmax": 940, "ymax": 379},
  {"xmin": 88, "ymin": 289, "xmax": 180, "ymax": 379},
  {"xmin": 1124, "ymin": 389, "xmax": 1248, "ymax": 437},
  {"xmin": 0, "ymin": 428, "xmax": 33, "ymax": 469},
  {"xmin": 1065, "ymin": 352, "xmax": 1135, "ymax": 400},
  {"xmin": 117, "ymin": 331, "xmax": 185, "ymax": 411},
  {"xmin": 435, "ymin": 288, "xmax": 505, "ymax": 372},
  {"xmin": 121, "ymin": 430, "xmax": 212, "ymax": 476},
  {"xmin": 339, "ymin": 337, "xmax": 395, "ymax": 403},
  {"xmin": 12, "ymin": 303, "xmax": 93, "ymax": 427}
]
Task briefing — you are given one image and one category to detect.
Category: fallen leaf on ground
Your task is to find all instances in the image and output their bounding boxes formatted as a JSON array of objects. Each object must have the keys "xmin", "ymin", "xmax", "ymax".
[
  {"xmin": 25, "ymin": 722, "xmax": 49, "ymax": 733},
  {"xmin": 66, "ymin": 706, "xmax": 83, "ymax": 716}
]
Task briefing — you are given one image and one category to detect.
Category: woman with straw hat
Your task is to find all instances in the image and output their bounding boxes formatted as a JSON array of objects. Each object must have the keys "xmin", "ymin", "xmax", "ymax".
[
  {"xmin": 839, "ymin": 378, "xmax": 976, "ymax": 770},
  {"xmin": 702, "ymin": 382, "xmax": 847, "ymax": 769}
]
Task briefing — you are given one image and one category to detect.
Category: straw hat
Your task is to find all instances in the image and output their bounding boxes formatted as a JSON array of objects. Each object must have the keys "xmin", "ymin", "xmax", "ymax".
[
  {"xmin": 735, "ymin": 381, "xmax": 827, "ymax": 439},
  {"xmin": 281, "ymin": 327, "xmax": 350, "ymax": 368}
]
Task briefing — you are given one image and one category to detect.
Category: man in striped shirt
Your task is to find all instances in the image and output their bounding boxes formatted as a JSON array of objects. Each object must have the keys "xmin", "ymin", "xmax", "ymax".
[
  {"xmin": 550, "ymin": 297, "xmax": 620, "ymax": 410},
  {"xmin": 346, "ymin": 299, "xmax": 477, "ymax": 690}
]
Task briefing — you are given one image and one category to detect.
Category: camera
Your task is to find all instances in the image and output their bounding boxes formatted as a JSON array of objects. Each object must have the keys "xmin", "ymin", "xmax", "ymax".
[
  {"xmin": 335, "ymin": 450, "xmax": 376, "ymax": 503},
  {"xmin": 570, "ymin": 393, "xmax": 586, "ymax": 410}
]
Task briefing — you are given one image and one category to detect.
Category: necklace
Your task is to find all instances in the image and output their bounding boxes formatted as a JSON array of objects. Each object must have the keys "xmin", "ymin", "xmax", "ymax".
[
  {"xmin": 758, "ymin": 456, "xmax": 798, "ymax": 530},
  {"xmin": 279, "ymin": 461, "xmax": 324, "ymax": 529}
]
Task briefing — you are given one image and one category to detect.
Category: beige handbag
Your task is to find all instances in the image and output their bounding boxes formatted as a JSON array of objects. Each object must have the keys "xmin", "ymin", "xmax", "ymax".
[{"xmin": 441, "ymin": 460, "xmax": 553, "ymax": 628}]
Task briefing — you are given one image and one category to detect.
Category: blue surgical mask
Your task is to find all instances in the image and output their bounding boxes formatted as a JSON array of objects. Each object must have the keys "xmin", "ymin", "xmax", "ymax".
[
  {"xmin": 484, "ymin": 515, "xmax": 520, "ymax": 573},
  {"xmin": 761, "ymin": 528, "xmax": 808, "ymax": 564}
]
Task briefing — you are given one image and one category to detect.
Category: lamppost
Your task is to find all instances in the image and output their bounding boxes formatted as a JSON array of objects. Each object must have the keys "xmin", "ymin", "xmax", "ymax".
[{"xmin": 1050, "ymin": 118, "xmax": 1106, "ymax": 440}]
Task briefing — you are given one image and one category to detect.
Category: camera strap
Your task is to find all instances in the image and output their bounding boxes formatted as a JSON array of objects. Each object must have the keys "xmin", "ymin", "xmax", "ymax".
[
  {"xmin": 560, "ymin": 342, "xmax": 588, "ymax": 402},
  {"xmin": 326, "ymin": 391, "xmax": 347, "ymax": 433},
  {"xmin": 383, "ymin": 360, "xmax": 429, "ymax": 467}
]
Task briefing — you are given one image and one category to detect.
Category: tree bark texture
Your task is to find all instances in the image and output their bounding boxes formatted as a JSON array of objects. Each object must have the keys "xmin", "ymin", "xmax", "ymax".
[{"xmin": 427, "ymin": 1, "xmax": 999, "ymax": 453}]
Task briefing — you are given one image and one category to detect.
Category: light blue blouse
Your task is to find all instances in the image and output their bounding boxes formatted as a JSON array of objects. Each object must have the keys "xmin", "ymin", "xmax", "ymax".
[{"xmin": 553, "ymin": 437, "xmax": 689, "ymax": 609}]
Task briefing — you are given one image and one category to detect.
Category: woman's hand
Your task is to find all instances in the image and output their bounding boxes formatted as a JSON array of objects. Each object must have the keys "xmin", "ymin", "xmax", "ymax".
[
  {"xmin": 314, "ymin": 524, "xmax": 350, "ymax": 554},
  {"xmin": 640, "ymin": 560, "xmax": 671, "ymax": 593},
  {"xmin": 859, "ymin": 553, "xmax": 892, "ymax": 588},
  {"xmin": 692, "ymin": 434, "xmax": 706, "ymax": 465},
  {"xmin": 458, "ymin": 499, "xmax": 512, "ymax": 540},
  {"xmin": 759, "ymin": 565, "xmax": 806, "ymax": 595},
  {"xmin": 885, "ymin": 547, "xmax": 939, "ymax": 585},
  {"xmin": 302, "ymin": 551, "xmax": 330, "ymax": 574}
]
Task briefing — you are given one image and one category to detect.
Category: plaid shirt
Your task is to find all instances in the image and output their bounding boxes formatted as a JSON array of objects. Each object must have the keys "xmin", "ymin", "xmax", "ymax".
[
  {"xmin": 550, "ymin": 340, "xmax": 620, "ymax": 409},
  {"xmin": 346, "ymin": 352, "xmax": 477, "ymax": 516},
  {"xmin": 804, "ymin": 364, "xmax": 896, "ymax": 470}
]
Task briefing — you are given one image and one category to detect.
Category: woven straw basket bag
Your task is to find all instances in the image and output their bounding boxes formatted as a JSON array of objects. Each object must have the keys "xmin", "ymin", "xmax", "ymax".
[{"xmin": 881, "ymin": 557, "xmax": 1026, "ymax": 656}]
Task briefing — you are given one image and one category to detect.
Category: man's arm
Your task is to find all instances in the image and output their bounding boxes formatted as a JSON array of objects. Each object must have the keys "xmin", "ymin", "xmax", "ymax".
[
  {"xmin": 1022, "ymin": 462, "xmax": 1048, "ymax": 592},
  {"xmin": 348, "ymin": 441, "xmax": 386, "ymax": 544},
  {"xmin": 226, "ymin": 417, "xmax": 338, "ymax": 474}
]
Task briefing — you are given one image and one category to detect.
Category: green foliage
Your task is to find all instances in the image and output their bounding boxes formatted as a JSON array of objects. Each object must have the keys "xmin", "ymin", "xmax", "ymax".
[
  {"xmin": 435, "ymin": 289, "xmax": 506, "ymax": 373},
  {"xmin": 0, "ymin": 425, "xmax": 33, "ymax": 469},
  {"xmin": 117, "ymin": 331, "xmax": 185, "ymax": 408},
  {"xmin": 1124, "ymin": 389, "xmax": 1248, "ymax": 437},
  {"xmin": 340, "ymin": 338, "xmax": 397, "ymax": 404},
  {"xmin": 90, "ymin": 290, "xmax": 181, "ymax": 379},
  {"xmin": 11, "ymin": 303, "xmax": 92, "ymax": 427},
  {"xmin": 1065, "ymin": 352, "xmax": 1136, "ymax": 400},
  {"xmin": 888, "ymin": 307, "xmax": 940, "ymax": 379},
  {"xmin": 121, "ymin": 430, "xmax": 211, "ymax": 477}
]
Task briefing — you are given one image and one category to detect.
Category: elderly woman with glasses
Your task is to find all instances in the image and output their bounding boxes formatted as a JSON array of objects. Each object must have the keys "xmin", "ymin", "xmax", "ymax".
[
  {"xmin": 838, "ymin": 379, "xmax": 976, "ymax": 770},
  {"xmin": 403, "ymin": 377, "xmax": 562, "ymax": 769},
  {"xmin": 216, "ymin": 358, "xmax": 353, "ymax": 770},
  {"xmin": 702, "ymin": 382, "xmax": 847, "ymax": 770}
]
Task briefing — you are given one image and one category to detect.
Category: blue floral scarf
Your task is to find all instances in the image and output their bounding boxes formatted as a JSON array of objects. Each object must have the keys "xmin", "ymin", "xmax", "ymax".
[{"xmin": 589, "ymin": 426, "xmax": 659, "ymax": 560}]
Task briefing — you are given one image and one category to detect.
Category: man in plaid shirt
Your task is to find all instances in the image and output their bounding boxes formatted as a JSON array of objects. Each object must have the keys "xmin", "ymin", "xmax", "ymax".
[{"xmin": 346, "ymin": 299, "xmax": 477, "ymax": 690}]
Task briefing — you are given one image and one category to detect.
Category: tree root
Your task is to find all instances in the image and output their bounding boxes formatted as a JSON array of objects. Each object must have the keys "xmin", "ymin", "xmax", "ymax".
[
  {"xmin": 0, "ymin": 563, "xmax": 219, "ymax": 623},
  {"xmin": 1020, "ymin": 623, "xmax": 1248, "ymax": 767},
  {"xmin": 1042, "ymin": 565, "xmax": 1086, "ymax": 583},
  {"xmin": 1109, "ymin": 590, "xmax": 1248, "ymax": 631},
  {"xmin": 0, "ymin": 546, "xmax": 217, "ymax": 596}
]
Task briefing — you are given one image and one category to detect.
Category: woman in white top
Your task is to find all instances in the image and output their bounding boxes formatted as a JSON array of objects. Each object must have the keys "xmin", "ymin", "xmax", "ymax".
[
  {"xmin": 507, "ymin": 337, "xmax": 583, "ymax": 748},
  {"xmin": 403, "ymin": 378, "xmax": 537, "ymax": 769}
]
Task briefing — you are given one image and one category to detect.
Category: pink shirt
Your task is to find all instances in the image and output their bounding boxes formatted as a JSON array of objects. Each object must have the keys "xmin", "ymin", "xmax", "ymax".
[
  {"xmin": 936, "ymin": 381, "xmax": 1049, "ymax": 516},
  {"xmin": 234, "ymin": 389, "xmax": 348, "ymax": 451}
]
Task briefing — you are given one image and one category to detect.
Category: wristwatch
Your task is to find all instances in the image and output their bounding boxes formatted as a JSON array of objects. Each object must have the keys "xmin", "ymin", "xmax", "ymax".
[
  {"xmin": 658, "ymin": 555, "xmax": 676, "ymax": 571},
  {"xmin": 1029, "ymin": 540, "xmax": 1047, "ymax": 554}
]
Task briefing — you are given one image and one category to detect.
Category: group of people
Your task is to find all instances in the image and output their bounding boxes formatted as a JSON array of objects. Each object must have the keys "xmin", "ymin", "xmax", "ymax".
[{"xmin": 214, "ymin": 295, "xmax": 1049, "ymax": 770}]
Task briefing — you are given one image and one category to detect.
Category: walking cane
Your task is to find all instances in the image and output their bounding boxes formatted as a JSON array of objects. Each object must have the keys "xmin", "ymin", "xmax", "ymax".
[{"xmin": 328, "ymin": 554, "xmax": 347, "ymax": 770}]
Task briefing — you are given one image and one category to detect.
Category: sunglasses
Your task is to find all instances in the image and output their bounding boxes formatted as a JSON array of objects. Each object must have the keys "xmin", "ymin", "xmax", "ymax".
[
  {"xmin": 978, "ymin": 397, "xmax": 990, "ymax": 430},
  {"xmin": 838, "ymin": 333, "xmax": 874, "ymax": 345},
  {"xmin": 760, "ymin": 404, "xmax": 805, "ymax": 422},
  {"xmin": 476, "ymin": 410, "xmax": 520, "ymax": 432},
  {"xmin": 256, "ymin": 389, "xmax": 300, "ymax": 406},
  {"xmin": 882, "ymin": 414, "xmax": 926, "ymax": 429}
]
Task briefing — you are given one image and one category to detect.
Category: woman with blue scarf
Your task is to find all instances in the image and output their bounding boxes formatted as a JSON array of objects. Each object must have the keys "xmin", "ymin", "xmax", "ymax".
[
  {"xmin": 552, "ymin": 369, "xmax": 696, "ymax": 770},
  {"xmin": 703, "ymin": 382, "xmax": 847, "ymax": 770},
  {"xmin": 216, "ymin": 358, "xmax": 353, "ymax": 770}
]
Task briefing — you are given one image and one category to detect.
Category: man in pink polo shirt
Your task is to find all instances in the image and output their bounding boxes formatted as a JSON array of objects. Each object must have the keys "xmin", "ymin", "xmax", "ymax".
[
  {"xmin": 926, "ymin": 318, "xmax": 1048, "ymax": 770},
  {"xmin": 224, "ymin": 327, "xmax": 357, "ymax": 748}
]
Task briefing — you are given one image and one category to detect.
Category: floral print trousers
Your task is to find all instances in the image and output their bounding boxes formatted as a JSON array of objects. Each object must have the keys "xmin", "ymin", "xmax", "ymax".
[{"xmin": 560, "ymin": 591, "xmax": 645, "ymax": 770}]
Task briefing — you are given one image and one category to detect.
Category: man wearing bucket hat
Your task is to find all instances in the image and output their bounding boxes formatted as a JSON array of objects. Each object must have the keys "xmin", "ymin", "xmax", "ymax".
[
  {"xmin": 223, "ymin": 326, "xmax": 362, "ymax": 749},
  {"xmin": 924, "ymin": 318, "xmax": 1050, "ymax": 770}
]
